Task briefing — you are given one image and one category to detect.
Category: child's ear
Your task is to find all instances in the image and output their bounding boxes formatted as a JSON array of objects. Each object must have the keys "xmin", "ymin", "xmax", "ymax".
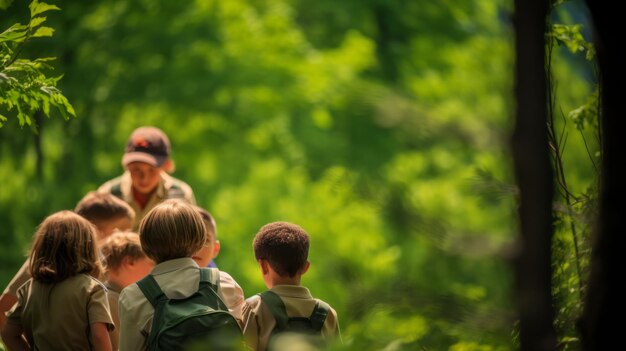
[
  {"xmin": 212, "ymin": 240, "xmax": 221, "ymax": 259},
  {"xmin": 121, "ymin": 256, "xmax": 133, "ymax": 268},
  {"xmin": 259, "ymin": 259, "xmax": 270, "ymax": 275},
  {"xmin": 301, "ymin": 260, "xmax": 310, "ymax": 275}
]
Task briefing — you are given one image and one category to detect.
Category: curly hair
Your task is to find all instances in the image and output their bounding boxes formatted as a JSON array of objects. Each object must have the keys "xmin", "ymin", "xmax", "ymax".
[
  {"xmin": 100, "ymin": 231, "xmax": 146, "ymax": 271},
  {"xmin": 253, "ymin": 221, "xmax": 309, "ymax": 277}
]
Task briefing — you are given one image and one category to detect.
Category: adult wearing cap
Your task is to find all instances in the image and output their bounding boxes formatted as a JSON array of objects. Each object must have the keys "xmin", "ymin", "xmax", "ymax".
[{"xmin": 98, "ymin": 126, "xmax": 196, "ymax": 230}]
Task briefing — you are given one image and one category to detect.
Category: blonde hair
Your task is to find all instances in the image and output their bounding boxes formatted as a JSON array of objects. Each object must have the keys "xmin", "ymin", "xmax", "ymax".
[
  {"xmin": 75, "ymin": 191, "xmax": 135, "ymax": 226},
  {"xmin": 29, "ymin": 211, "xmax": 102, "ymax": 283},
  {"xmin": 139, "ymin": 199, "xmax": 207, "ymax": 263},
  {"xmin": 100, "ymin": 231, "xmax": 146, "ymax": 271}
]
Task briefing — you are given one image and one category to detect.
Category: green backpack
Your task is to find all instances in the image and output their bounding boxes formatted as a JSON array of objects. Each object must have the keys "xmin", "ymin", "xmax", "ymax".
[
  {"xmin": 260, "ymin": 291, "xmax": 330, "ymax": 351},
  {"xmin": 136, "ymin": 268, "xmax": 242, "ymax": 351}
]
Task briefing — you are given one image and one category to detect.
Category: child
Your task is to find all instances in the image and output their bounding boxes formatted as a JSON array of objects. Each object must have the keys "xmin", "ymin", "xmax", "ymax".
[
  {"xmin": 98, "ymin": 126, "xmax": 196, "ymax": 231},
  {"xmin": 191, "ymin": 206, "xmax": 221, "ymax": 268},
  {"xmin": 1, "ymin": 211, "xmax": 114, "ymax": 351},
  {"xmin": 242, "ymin": 221, "xmax": 341, "ymax": 351},
  {"xmin": 100, "ymin": 231, "xmax": 154, "ymax": 351},
  {"xmin": 0, "ymin": 192, "xmax": 135, "ymax": 330},
  {"xmin": 118, "ymin": 200, "xmax": 245, "ymax": 351},
  {"xmin": 75, "ymin": 191, "xmax": 136, "ymax": 238}
]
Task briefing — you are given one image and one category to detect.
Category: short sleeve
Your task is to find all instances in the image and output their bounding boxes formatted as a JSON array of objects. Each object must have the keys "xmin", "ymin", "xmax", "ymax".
[
  {"xmin": 5, "ymin": 279, "xmax": 31, "ymax": 326},
  {"xmin": 217, "ymin": 271, "xmax": 245, "ymax": 323},
  {"xmin": 88, "ymin": 284, "xmax": 115, "ymax": 331},
  {"xmin": 241, "ymin": 296, "xmax": 262, "ymax": 351}
]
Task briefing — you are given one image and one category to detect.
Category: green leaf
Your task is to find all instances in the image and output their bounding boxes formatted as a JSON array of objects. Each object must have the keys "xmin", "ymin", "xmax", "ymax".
[
  {"xmin": 29, "ymin": 0, "xmax": 60, "ymax": 18},
  {"xmin": 32, "ymin": 26, "xmax": 54, "ymax": 38},
  {"xmin": 0, "ymin": 23, "xmax": 29, "ymax": 43},
  {"xmin": 29, "ymin": 16, "xmax": 47, "ymax": 28}
]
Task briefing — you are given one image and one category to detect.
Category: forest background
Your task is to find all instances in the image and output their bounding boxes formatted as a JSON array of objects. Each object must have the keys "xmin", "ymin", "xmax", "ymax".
[{"xmin": 0, "ymin": 0, "xmax": 597, "ymax": 350}]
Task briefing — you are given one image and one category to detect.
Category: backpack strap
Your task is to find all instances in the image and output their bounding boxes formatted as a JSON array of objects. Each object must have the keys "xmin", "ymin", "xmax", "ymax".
[
  {"xmin": 309, "ymin": 300, "xmax": 330, "ymax": 332},
  {"xmin": 259, "ymin": 291, "xmax": 290, "ymax": 330},
  {"xmin": 136, "ymin": 275, "xmax": 166, "ymax": 307},
  {"xmin": 198, "ymin": 268, "xmax": 229, "ymax": 311}
]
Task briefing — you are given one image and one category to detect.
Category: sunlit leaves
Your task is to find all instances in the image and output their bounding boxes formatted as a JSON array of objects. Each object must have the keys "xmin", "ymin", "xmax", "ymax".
[
  {"xmin": 550, "ymin": 24, "xmax": 595, "ymax": 60},
  {"xmin": 28, "ymin": 0, "xmax": 59, "ymax": 18},
  {"xmin": 0, "ymin": 0, "xmax": 74, "ymax": 128}
]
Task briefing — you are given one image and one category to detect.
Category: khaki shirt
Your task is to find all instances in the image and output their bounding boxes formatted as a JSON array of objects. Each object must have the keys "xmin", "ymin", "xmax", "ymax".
[
  {"xmin": 6, "ymin": 274, "xmax": 114, "ymax": 350},
  {"xmin": 4, "ymin": 259, "xmax": 106, "ymax": 298},
  {"xmin": 98, "ymin": 171, "xmax": 196, "ymax": 231},
  {"xmin": 242, "ymin": 285, "xmax": 341, "ymax": 351},
  {"xmin": 106, "ymin": 282, "xmax": 123, "ymax": 351},
  {"xmin": 3, "ymin": 260, "xmax": 29, "ymax": 297},
  {"xmin": 118, "ymin": 258, "xmax": 245, "ymax": 351}
]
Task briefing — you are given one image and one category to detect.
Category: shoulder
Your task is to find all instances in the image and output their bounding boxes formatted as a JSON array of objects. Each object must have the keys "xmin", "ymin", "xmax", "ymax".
[
  {"xmin": 242, "ymin": 294, "xmax": 263, "ymax": 321},
  {"xmin": 15, "ymin": 278, "xmax": 33, "ymax": 300},
  {"xmin": 69, "ymin": 274, "xmax": 108, "ymax": 295},
  {"xmin": 218, "ymin": 270, "xmax": 240, "ymax": 287},
  {"xmin": 315, "ymin": 297, "xmax": 338, "ymax": 316},
  {"xmin": 244, "ymin": 293, "xmax": 263, "ymax": 311},
  {"xmin": 97, "ymin": 173, "xmax": 126, "ymax": 193},
  {"xmin": 160, "ymin": 173, "xmax": 195, "ymax": 202}
]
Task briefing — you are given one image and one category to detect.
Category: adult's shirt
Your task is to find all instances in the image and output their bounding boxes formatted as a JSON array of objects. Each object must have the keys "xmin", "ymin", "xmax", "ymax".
[{"xmin": 98, "ymin": 170, "xmax": 196, "ymax": 230}]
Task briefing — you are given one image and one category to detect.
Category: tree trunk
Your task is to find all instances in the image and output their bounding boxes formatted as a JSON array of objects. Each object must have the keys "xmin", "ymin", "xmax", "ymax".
[
  {"xmin": 579, "ymin": 3, "xmax": 626, "ymax": 350},
  {"xmin": 512, "ymin": 1, "xmax": 557, "ymax": 350}
]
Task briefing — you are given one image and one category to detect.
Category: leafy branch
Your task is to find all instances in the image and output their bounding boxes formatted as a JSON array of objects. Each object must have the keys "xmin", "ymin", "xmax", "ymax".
[{"xmin": 0, "ymin": 0, "xmax": 76, "ymax": 129}]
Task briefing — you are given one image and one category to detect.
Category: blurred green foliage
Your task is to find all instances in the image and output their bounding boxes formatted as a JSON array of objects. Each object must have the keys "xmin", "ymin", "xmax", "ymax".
[{"xmin": 0, "ymin": 0, "xmax": 596, "ymax": 350}]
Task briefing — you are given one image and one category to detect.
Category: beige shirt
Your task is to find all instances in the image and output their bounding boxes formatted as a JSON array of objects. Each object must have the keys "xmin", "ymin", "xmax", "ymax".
[
  {"xmin": 6, "ymin": 274, "xmax": 114, "ymax": 350},
  {"xmin": 118, "ymin": 258, "xmax": 245, "ymax": 351},
  {"xmin": 242, "ymin": 285, "xmax": 341, "ymax": 351},
  {"xmin": 98, "ymin": 171, "xmax": 196, "ymax": 230}
]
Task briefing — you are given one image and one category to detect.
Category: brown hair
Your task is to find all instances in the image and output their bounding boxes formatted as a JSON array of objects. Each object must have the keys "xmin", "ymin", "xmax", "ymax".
[
  {"xmin": 29, "ymin": 211, "xmax": 102, "ymax": 283},
  {"xmin": 75, "ymin": 191, "xmax": 135, "ymax": 225},
  {"xmin": 139, "ymin": 199, "xmax": 207, "ymax": 263},
  {"xmin": 193, "ymin": 205, "xmax": 217, "ymax": 244},
  {"xmin": 253, "ymin": 221, "xmax": 310, "ymax": 277},
  {"xmin": 100, "ymin": 231, "xmax": 146, "ymax": 271}
]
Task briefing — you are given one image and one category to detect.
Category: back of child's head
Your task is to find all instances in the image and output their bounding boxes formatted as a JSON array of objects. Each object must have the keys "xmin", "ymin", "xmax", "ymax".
[
  {"xmin": 191, "ymin": 206, "xmax": 220, "ymax": 267},
  {"xmin": 29, "ymin": 210, "xmax": 102, "ymax": 284},
  {"xmin": 253, "ymin": 221, "xmax": 310, "ymax": 277},
  {"xmin": 100, "ymin": 231, "xmax": 146, "ymax": 272},
  {"xmin": 139, "ymin": 199, "xmax": 206, "ymax": 263},
  {"xmin": 75, "ymin": 191, "xmax": 135, "ymax": 234},
  {"xmin": 192, "ymin": 205, "xmax": 217, "ymax": 244}
]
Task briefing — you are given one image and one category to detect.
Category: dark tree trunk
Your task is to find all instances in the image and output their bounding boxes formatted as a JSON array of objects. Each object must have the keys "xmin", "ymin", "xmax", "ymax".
[
  {"xmin": 579, "ymin": 3, "xmax": 626, "ymax": 350},
  {"xmin": 512, "ymin": 1, "xmax": 557, "ymax": 350}
]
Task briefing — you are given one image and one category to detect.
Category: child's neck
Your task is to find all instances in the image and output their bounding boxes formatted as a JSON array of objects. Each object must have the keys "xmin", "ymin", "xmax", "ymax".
[{"xmin": 267, "ymin": 275, "xmax": 301, "ymax": 288}]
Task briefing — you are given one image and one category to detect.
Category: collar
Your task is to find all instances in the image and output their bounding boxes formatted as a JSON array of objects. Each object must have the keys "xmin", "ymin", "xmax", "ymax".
[
  {"xmin": 105, "ymin": 281, "xmax": 123, "ymax": 293},
  {"xmin": 151, "ymin": 257, "xmax": 199, "ymax": 275},
  {"xmin": 120, "ymin": 170, "xmax": 171, "ymax": 200},
  {"xmin": 269, "ymin": 285, "xmax": 313, "ymax": 299}
]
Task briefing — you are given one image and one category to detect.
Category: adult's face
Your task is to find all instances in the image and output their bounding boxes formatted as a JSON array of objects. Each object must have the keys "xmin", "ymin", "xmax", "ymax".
[{"xmin": 127, "ymin": 162, "xmax": 162, "ymax": 195}]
